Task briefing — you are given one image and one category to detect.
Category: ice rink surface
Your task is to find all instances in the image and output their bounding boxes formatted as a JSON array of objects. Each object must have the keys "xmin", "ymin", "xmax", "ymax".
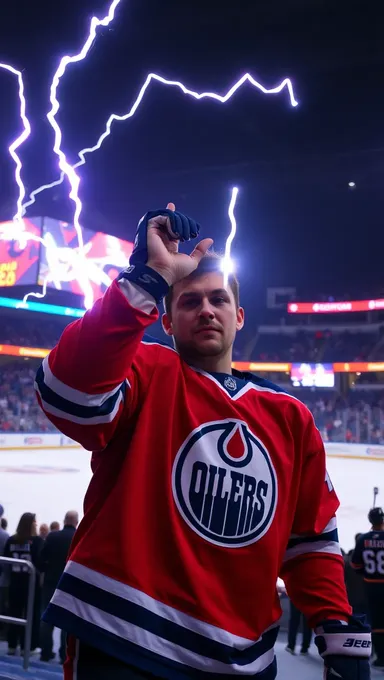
[
  {"xmin": 0, "ymin": 447, "xmax": 92, "ymax": 534},
  {"xmin": 0, "ymin": 446, "xmax": 382, "ymax": 550}
]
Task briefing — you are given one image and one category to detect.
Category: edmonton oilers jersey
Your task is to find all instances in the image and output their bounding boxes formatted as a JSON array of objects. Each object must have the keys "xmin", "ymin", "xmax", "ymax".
[{"xmin": 35, "ymin": 278, "xmax": 350, "ymax": 680}]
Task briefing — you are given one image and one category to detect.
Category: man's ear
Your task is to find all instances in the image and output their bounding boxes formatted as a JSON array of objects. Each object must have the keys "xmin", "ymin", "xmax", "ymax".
[
  {"xmin": 162, "ymin": 312, "xmax": 174, "ymax": 336},
  {"xmin": 236, "ymin": 306, "xmax": 245, "ymax": 331}
]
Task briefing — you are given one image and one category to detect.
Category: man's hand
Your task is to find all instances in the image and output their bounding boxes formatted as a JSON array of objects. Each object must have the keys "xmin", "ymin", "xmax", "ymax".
[
  {"xmin": 131, "ymin": 203, "xmax": 213, "ymax": 286},
  {"xmin": 315, "ymin": 618, "xmax": 371, "ymax": 679},
  {"xmin": 323, "ymin": 656, "xmax": 370, "ymax": 679}
]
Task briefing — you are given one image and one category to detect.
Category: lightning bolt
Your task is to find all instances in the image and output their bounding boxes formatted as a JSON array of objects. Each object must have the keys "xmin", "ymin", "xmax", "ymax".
[
  {"xmin": 2, "ymin": 8, "xmax": 297, "ymax": 309},
  {"xmin": 22, "ymin": 72, "xmax": 298, "ymax": 215},
  {"xmin": 42, "ymin": 0, "xmax": 123, "ymax": 308},
  {"xmin": 0, "ymin": 63, "xmax": 31, "ymax": 230},
  {"xmin": 20, "ymin": 72, "xmax": 297, "ymax": 306},
  {"xmin": 223, "ymin": 187, "xmax": 239, "ymax": 288}
]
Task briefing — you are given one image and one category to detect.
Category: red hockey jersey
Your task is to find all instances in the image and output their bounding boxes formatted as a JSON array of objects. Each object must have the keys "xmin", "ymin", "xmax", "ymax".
[{"xmin": 35, "ymin": 278, "xmax": 350, "ymax": 679}]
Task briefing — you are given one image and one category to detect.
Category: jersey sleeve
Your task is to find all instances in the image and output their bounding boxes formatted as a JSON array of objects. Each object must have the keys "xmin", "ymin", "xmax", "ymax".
[
  {"xmin": 35, "ymin": 278, "xmax": 159, "ymax": 452},
  {"xmin": 280, "ymin": 412, "xmax": 351, "ymax": 627}
]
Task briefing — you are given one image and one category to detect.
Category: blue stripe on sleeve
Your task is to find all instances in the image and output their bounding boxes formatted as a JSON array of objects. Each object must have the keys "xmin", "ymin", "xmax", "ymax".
[{"xmin": 35, "ymin": 364, "xmax": 126, "ymax": 419}]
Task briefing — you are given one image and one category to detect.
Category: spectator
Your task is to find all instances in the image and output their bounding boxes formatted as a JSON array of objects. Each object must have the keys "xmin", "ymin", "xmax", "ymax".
[
  {"xmin": 49, "ymin": 521, "xmax": 60, "ymax": 532},
  {"xmin": 344, "ymin": 534, "xmax": 368, "ymax": 616},
  {"xmin": 4, "ymin": 512, "xmax": 44, "ymax": 655},
  {"xmin": 285, "ymin": 601, "xmax": 312, "ymax": 655},
  {"xmin": 40, "ymin": 510, "xmax": 79, "ymax": 663},
  {"xmin": 0, "ymin": 518, "xmax": 8, "ymax": 555},
  {"xmin": 0, "ymin": 512, "xmax": 10, "ymax": 638},
  {"xmin": 39, "ymin": 524, "xmax": 49, "ymax": 540}
]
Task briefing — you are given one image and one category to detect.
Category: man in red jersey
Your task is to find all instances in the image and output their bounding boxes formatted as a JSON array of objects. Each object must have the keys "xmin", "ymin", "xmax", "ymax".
[{"xmin": 35, "ymin": 205, "xmax": 371, "ymax": 680}]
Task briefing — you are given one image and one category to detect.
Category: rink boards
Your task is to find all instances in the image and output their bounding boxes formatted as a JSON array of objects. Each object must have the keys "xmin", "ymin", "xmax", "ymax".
[{"xmin": 0, "ymin": 437, "xmax": 383, "ymax": 552}]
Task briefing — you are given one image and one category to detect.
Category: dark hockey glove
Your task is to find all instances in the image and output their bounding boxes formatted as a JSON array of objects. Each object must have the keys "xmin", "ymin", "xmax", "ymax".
[
  {"xmin": 118, "ymin": 209, "xmax": 201, "ymax": 303},
  {"xmin": 130, "ymin": 209, "xmax": 200, "ymax": 266},
  {"xmin": 315, "ymin": 617, "xmax": 371, "ymax": 679}
]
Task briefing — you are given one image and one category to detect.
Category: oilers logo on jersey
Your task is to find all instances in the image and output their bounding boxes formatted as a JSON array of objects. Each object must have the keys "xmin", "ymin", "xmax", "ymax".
[{"xmin": 172, "ymin": 419, "xmax": 278, "ymax": 548}]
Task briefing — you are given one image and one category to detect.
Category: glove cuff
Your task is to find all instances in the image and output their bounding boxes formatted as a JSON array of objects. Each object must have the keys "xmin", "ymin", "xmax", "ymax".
[
  {"xmin": 118, "ymin": 264, "xmax": 170, "ymax": 303},
  {"xmin": 315, "ymin": 628, "xmax": 371, "ymax": 658}
]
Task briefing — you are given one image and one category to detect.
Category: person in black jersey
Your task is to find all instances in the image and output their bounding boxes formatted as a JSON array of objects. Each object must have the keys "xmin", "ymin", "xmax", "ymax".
[
  {"xmin": 3, "ymin": 512, "xmax": 44, "ymax": 655},
  {"xmin": 352, "ymin": 507, "xmax": 384, "ymax": 668}
]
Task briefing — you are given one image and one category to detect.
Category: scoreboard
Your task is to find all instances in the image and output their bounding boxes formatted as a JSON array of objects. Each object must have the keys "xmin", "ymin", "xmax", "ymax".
[{"xmin": 0, "ymin": 218, "xmax": 42, "ymax": 287}]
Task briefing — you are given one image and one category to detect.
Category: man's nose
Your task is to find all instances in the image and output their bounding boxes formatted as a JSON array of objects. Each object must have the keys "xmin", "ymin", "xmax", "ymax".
[{"xmin": 199, "ymin": 299, "xmax": 215, "ymax": 319}]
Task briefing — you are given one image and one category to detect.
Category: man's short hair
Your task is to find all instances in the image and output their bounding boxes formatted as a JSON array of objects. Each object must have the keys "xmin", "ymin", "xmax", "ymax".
[{"xmin": 163, "ymin": 251, "xmax": 239, "ymax": 317}]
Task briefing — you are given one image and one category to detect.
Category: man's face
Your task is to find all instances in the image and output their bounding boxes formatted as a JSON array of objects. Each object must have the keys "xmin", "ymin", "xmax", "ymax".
[{"xmin": 162, "ymin": 272, "xmax": 244, "ymax": 361}]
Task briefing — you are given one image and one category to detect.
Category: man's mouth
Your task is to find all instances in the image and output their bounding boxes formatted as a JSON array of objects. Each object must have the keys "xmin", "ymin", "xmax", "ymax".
[{"xmin": 194, "ymin": 327, "xmax": 221, "ymax": 334}]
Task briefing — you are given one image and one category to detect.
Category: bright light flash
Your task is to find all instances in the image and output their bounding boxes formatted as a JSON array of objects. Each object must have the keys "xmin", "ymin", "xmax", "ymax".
[
  {"xmin": 222, "ymin": 187, "xmax": 239, "ymax": 288},
  {"xmin": 22, "ymin": 72, "xmax": 298, "ymax": 215},
  {"xmin": 0, "ymin": 63, "xmax": 31, "ymax": 227},
  {"xmin": 43, "ymin": 0, "xmax": 122, "ymax": 308}
]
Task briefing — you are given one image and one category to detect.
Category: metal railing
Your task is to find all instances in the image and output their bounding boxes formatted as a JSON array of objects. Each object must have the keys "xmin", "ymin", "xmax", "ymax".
[{"xmin": 0, "ymin": 557, "xmax": 36, "ymax": 670}]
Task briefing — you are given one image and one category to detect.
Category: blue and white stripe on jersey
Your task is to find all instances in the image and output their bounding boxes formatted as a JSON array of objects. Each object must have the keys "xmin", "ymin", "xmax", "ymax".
[
  {"xmin": 35, "ymin": 356, "xmax": 127, "ymax": 425},
  {"xmin": 284, "ymin": 516, "xmax": 341, "ymax": 562},
  {"xmin": 43, "ymin": 560, "xmax": 278, "ymax": 679}
]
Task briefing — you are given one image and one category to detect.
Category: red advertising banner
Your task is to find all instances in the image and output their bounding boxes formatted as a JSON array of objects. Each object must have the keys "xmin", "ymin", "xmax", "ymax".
[
  {"xmin": 333, "ymin": 362, "xmax": 384, "ymax": 373},
  {"xmin": 288, "ymin": 299, "xmax": 384, "ymax": 314}
]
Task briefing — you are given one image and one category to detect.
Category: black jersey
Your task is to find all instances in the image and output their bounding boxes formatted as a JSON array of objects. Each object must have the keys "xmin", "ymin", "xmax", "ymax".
[{"xmin": 351, "ymin": 530, "xmax": 384, "ymax": 583}]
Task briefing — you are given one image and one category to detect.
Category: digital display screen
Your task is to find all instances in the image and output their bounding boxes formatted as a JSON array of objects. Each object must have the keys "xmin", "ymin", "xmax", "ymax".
[
  {"xmin": 290, "ymin": 363, "xmax": 335, "ymax": 388},
  {"xmin": 38, "ymin": 218, "xmax": 133, "ymax": 301},
  {"xmin": 0, "ymin": 218, "xmax": 42, "ymax": 287}
]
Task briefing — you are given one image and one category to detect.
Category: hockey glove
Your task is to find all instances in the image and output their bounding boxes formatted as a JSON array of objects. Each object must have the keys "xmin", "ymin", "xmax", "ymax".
[
  {"xmin": 119, "ymin": 210, "xmax": 201, "ymax": 303},
  {"xmin": 130, "ymin": 209, "xmax": 200, "ymax": 266},
  {"xmin": 315, "ymin": 617, "xmax": 371, "ymax": 679}
]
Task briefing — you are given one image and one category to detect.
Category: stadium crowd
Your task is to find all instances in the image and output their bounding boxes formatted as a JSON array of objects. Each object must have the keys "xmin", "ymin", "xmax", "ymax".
[
  {"xmin": 253, "ymin": 326, "xmax": 384, "ymax": 363},
  {"xmin": 0, "ymin": 361, "xmax": 383, "ymax": 443},
  {"xmin": 2, "ymin": 317, "xmax": 384, "ymax": 362},
  {"xmin": 0, "ymin": 317, "xmax": 68, "ymax": 350},
  {"xmin": 0, "ymin": 364, "xmax": 56, "ymax": 434}
]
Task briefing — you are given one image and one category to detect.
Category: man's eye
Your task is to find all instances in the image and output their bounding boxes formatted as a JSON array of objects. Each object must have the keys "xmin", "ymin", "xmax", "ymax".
[
  {"xmin": 212, "ymin": 297, "xmax": 226, "ymax": 305},
  {"xmin": 183, "ymin": 298, "xmax": 198, "ymax": 307}
]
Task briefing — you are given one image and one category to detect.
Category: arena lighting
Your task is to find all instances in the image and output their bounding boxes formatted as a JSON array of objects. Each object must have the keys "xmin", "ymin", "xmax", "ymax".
[
  {"xmin": 0, "ymin": 340, "xmax": 383, "ymax": 373},
  {"xmin": 0, "ymin": 344, "xmax": 49, "ymax": 359},
  {"xmin": 0, "ymin": 296, "xmax": 84, "ymax": 318},
  {"xmin": 288, "ymin": 299, "xmax": 384, "ymax": 314}
]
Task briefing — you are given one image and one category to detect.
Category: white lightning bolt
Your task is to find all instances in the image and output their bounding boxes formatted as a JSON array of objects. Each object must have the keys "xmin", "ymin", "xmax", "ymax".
[
  {"xmin": 22, "ymin": 72, "xmax": 298, "ymax": 215},
  {"xmin": 0, "ymin": 63, "xmax": 31, "ymax": 232},
  {"xmin": 12, "ymin": 71, "xmax": 297, "ymax": 308},
  {"xmin": 223, "ymin": 187, "xmax": 239, "ymax": 288}
]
